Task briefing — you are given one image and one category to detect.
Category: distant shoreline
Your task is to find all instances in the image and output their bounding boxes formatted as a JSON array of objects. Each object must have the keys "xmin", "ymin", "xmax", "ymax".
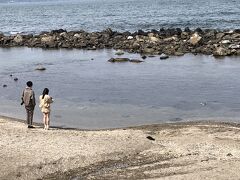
[{"xmin": 1, "ymin": 28, "xmax": 240, "ymax": 57}]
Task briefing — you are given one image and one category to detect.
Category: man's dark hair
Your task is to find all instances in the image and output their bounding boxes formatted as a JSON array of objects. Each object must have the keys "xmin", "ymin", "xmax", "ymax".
[{"xmin": 26, "ymin": 81, "xmax": 33, "ymax": 87}]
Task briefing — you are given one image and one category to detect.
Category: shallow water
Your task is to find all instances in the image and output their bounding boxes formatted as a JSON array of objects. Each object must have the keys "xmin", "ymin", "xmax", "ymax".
[{"xmin": 1, "ymin": 48, "xmax": 240, "ymax": 129}]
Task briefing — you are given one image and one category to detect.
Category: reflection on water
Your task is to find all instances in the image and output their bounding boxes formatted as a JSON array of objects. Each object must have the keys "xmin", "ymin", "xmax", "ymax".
[{"xmin": 0, "ymin": 47, "xmax": 240, "ymax": 129}]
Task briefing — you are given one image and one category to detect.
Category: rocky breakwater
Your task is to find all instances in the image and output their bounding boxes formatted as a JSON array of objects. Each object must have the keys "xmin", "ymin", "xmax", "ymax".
[{"xmin": 1, "ymin": 28, "xmax": 240, "ymax": 56}]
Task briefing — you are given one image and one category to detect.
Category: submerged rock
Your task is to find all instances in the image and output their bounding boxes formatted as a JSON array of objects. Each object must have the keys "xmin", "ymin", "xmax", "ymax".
[
  {"xmin": 115, "ymin": 50, "xmax": 124, "ymax": 56},
  {"xmin": 35, "ymin": 66, "xmax": 46, "ymax": 71},
  {"xmin": 108, "ymin": 58, "xmax": 129, "ymax": 62},
  {"xmin": 160, "ymin": 55, "xmax": 169, "ymax": 60},
  {"xmin": 129, "ymin": 59, "xmax": 144, "ymax": 63}
]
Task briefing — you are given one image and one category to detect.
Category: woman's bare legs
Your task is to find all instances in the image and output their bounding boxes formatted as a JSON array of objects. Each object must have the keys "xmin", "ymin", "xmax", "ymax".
[
  {"xmin": 46, "ymin": 113, "xmax": 50, "ymax": 130},
  {"xmin": 43, "ymin": 113, "xmax": 47, "ymax": 129},
  {"xmin": 43, "ymin": 113, "xmax": 50, "ymax": 130}
]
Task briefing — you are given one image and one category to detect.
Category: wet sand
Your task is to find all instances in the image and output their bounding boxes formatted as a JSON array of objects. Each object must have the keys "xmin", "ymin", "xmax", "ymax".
[{"xmin": 1, "ymin": 117, "xmax": 240, "ymax": 179}]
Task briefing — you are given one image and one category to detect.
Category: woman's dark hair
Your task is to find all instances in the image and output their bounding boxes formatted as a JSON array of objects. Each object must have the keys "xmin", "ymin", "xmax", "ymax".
[{"xmin": 42, "ymin": 88, "xmax": 49, "ymax": 99}]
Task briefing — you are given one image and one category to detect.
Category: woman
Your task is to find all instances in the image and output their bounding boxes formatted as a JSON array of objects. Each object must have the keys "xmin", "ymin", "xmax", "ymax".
[{"xmin": 39, "ymin": 88, "xmax": 53, "ymax": 130}]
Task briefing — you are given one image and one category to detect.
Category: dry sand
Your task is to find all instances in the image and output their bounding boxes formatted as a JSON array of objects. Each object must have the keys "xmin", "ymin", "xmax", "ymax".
[{"xmin": 1, "ymin": 117, "xmax": 240, "ymax": 180}]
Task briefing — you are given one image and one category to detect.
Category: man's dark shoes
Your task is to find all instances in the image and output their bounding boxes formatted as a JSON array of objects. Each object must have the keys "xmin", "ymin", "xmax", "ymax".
[{"xmin": 28, "ymin": 125, "xmax": 34, "ymax": 128}]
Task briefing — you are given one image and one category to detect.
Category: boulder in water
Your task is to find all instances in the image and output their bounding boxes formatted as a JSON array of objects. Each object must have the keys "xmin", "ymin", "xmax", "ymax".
[
  {"xmin": 160, "ymin": 55, "xmax": 169, "ymax": 60},
  {"xmin": 129, "ymin": 59, "xmax": 144, "ymax": 63},
  {"xmin": 108, "ymin": 58, "xmax": 129, "ymax": 62},
  {"xmin": 35, "ymin": 66, "xmax": 46, "ymax": 71},
  {"xmin": 115, "ymin": 50, "xmax": 124, "ymax": 56}
]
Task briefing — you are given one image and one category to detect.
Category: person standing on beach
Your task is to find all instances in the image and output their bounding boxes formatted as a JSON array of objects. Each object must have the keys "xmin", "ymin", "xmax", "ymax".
[
  {"xmin": 39, "ymin": 88, "xmax": 53, "ymax": 130},
  {"xmin": 21, "ymin": 81, "xmax": 36, "ymax": 128}
]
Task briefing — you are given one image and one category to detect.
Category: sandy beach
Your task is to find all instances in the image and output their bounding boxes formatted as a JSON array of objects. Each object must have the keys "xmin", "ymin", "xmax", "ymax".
[{"xmin": 0, "ymin": 117, "xmax": 240, "ymax": 180}]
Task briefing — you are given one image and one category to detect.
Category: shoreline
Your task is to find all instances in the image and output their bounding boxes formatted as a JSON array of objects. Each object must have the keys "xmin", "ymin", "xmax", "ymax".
[
  {"xmin": 1, "ymin": 28, "xmax": 240, "ymax": 57},
  {"xmin": 1, "ymin": 116, "xmax": 240, "ymax": 179},
  {"xmin": 2, "ymin": 114, "xmax": 240, "ymax": 131}
]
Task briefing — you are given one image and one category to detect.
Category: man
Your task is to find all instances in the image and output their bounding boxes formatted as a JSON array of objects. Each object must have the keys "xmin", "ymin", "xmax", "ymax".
[{"xmin": 21, "ymin": 81, "xmax": 36, "ymax": 128}]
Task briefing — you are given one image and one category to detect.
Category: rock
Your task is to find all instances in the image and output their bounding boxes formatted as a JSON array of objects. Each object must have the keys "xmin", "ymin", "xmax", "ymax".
[
  {"xmin": 129, "ymin": 59, "xmax": 144, "ymax": 63},
  {"xmin": 221, "ymin": 40, "xmax": 231, "ymax": 44},
  {"xmin": 14, "ymin": 78, "xmax": 18, "ymax": 81},
  {"xmin": 73, "ymin": 33, "xmax": 81, "ymax": 39},
  {"xmin": 216, "ymin": 33, "xmax": 225, "ymax": 40},
  {"xmin": 137, "ymin": 30, "xmax": 146, "ymax": 36},
  {"xmin": 226, "ymin": 30, "xmax": 234, "ymax": 34},
  {"xmin": 181, "ymin": 32, "xmax": 189, "ymax": 39},
  {"xmin": 148, "ymin": 55, "xmax": 155, "ymax": 57},
  {"xmin": 229, "ymin": 44, "xmax": 240, "ymax": 49},
  {"xmin": 115, "ymin": 50, "xmax": 124, "ymax": 56},
  {"xmin": 213, "ymin": 47, "xmax": 229, "ymax": 56},
  {"xmin": 160, "ymin": 55, "xmax": 169, "ymax": 60},
  {"xmin": 141, "ymin": 55, "xmax": 147, "ymax": 59},
  {"xmin": 127, "ymin": 36, "xmax": 133, "ymax": 40},
  {"xmin": 195, "ymin": 27, "xmax": 203, "ymax": 34},
  {"xmin": 142, "ymin": 47, "xmax": 155, "ymax": 54},
  {"xmin": 231, "ymin": 33, "xmax": 240, "ymax": 39},
  {"xmin": 149, "ymin": 36, "xmax": 160, "ymax": 43},
  {"xmin": 41, "ymin": 36, "xmax": 54, "ymax": 43},
  {"xmin": 108, "ymin": 58, "xmax": 129, "ymax": 62},
  {"xmin": 146, "ymin": 136, "xmax": 155, "ymax": 141},
  {"xmin": 51, "ymin": 29, "xmax": 66, "ymax": 34},
  {"xmin": 35, "ymin": 66, "xmax": 46, "ymax": 71},
  {"xmin": 184, "ymin": 27, "xmax": 191, "ymax": 33},
  {"xmin": 136, "ymin": 35, "xmax": 145, "ymax": 42},
  {"xmin": 132, "ymin": 42, "xmax": 141, "ymax": 49},
  {"xmin": 3, "ymin": 84, "xmax": 7, "ymax": 88},
  {"xmin": 164, "ymin": 36, "xmax": 178, "ymax": 42},
  {"xmin": 189, "ymin": 33, "xmax": 202, "ymax": 45},
  {"xmin": 60, "ymin": 32, "xmax": 68, "ymax": 38},
  {"xmin": 13, "ymin": 34, "xmax": 23, "ymax": 44},
  {"xmin": 174, "ymin": 52, "xmax": 184, "ymax": 56}
]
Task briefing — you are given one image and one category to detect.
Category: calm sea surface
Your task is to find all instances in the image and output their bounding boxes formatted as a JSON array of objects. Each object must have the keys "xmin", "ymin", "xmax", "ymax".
[
  {"xmin": 0, "ymin": 0, "xmax": 240, "ymax": 35},
  {"xmin": 1, "ymin": 48, "xmax": 240, "ymax": 129}
]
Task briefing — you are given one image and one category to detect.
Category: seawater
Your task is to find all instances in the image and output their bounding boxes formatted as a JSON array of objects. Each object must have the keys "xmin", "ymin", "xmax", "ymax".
[
  {"xmin": 1, "ymin": 48, "xmax": 240, "ymax": 129},
  {"xmin": 0, "ymin": 0, "xmax": 240, "ymax": 35}
]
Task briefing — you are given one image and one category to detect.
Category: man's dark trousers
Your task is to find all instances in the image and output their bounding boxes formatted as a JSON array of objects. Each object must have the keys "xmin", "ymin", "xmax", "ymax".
[{"xmin": 25, "ymin": 105, "xmax": 34, "ymax": 126}]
